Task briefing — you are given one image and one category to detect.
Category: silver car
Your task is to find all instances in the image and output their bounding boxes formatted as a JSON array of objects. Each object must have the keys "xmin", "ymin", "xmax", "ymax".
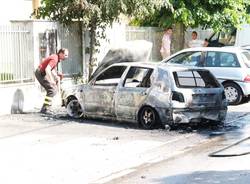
[
  {"xmin": 62, "ymin": 62, "xmax": 227, "ymax": 129},
  {"xmin": 163, "ymin": 47, "xmax": 250, "ymax": 105}
]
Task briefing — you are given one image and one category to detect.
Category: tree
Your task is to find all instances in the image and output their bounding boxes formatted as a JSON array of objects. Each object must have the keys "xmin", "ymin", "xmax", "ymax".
[
  {"xmin": 35, "ymin": 0, "xmax": 164, "ymax": 79},
  {"xmin": 129, "ymin": 0, "xmax": 250, "ymax": 52},
  {"xmin": 130, "ymin": 0, "xmax": 250, "ymax": 31}
]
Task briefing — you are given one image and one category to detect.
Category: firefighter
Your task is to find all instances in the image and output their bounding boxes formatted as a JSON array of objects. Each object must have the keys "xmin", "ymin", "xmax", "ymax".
[{"xmin": 35, "ymin": 48, "xmax": 69, "ymax": 114}]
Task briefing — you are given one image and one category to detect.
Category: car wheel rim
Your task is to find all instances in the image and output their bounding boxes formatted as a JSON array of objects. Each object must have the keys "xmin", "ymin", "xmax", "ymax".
[
  {"xmin": 67, "ymin": 99, "xmax": 83, "ymax": 118},
  {"xmin": 142, "ymin": 108, "xmax": 155, "ymax": 126},
  {"xmin": 225, "ymin": 86, "xmax": 238, "ymax": 103}
]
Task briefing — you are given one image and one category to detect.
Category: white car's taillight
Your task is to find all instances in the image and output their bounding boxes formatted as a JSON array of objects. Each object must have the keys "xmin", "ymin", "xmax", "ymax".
[{"xmin": 244, "ymin": 75, "xmax": 250, "ymax": 82}]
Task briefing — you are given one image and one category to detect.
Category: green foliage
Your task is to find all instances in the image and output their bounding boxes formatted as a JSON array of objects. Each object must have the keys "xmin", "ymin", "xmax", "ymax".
[
  {"xmin": 36, "ymin": 0, "xmax": 165, "ymax": 29},
  {"xmin": 130, "ymin": 0, "xmax": 250, "ymax": 31},
  {"xmin": 35, "ymin": 0, "xmax": 165, "ymax": 79}
]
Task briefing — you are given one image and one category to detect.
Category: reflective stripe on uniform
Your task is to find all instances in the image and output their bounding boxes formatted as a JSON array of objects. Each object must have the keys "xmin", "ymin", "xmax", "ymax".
[
  {"xmin": 45, "ymin": 96, "xmax": 53, "ymax": 101},
  {"xmin": 43, "ymin": 96, "xmax": 53, "ymax": 106}
]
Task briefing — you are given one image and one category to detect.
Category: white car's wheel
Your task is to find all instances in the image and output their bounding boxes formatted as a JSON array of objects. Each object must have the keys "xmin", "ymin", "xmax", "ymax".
[
  {"xmin": 66, "ymin": 99, "xmax": 83, "ymax": 118},
  {"xmin": 224, "ymin": 83, "xmax": 243, "ymax": 105}
]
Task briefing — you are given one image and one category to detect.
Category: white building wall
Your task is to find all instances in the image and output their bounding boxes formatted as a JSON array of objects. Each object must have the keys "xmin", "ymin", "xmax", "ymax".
[
  {"xmin": 0, "ymin": 0, "xmax": 33, "ymax": 24},
  {"xmin": 95, "ymin": 22, "xmax": 126, "ymax": 65}
]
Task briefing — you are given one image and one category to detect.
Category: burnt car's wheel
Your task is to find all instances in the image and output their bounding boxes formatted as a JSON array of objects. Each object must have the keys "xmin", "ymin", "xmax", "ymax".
[
  {"xmin": 66, "ymin": 99, "xmax": 83, "ymax": 118},
  {"xmin": 223, "ymin": 82, "xmax": 243, "ymax": 105},
  {"xmin": 139, "ymin": 106, "xmax": 159, "ymax": 129}
]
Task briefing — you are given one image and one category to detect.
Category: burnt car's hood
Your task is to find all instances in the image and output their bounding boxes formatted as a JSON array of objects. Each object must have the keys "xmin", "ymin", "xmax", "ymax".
[{"xmin": 89, "ymin": 40, "xmax": 152, "ymax": 81}]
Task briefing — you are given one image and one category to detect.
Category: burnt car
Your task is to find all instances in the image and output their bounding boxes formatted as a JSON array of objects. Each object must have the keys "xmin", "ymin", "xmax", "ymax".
[{"xmin": 62, "ymin": 62, "xmax": 227, "ymax": 129}]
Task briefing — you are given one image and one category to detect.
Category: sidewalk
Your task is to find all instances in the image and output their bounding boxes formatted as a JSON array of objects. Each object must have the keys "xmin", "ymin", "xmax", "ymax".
[{"xmin": 107, "ymin": 114, "xmax": 250, "ymax": 184}]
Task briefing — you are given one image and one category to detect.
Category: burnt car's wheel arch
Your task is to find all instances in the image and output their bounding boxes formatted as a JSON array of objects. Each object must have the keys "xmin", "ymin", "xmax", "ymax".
[
  {"xmin": 222, "ymin": 81, "xmax": 243, "ymax": 105},
  {"xmin": 66, "ymin": 95, "xmax": 77, "ymax": 105},
  {"xmin": 66, "ymin": 95, "xmax": 84, "ymax": 118},
  {"xmin": 137, "ymin": 105, "xmax": 161, "ymax": 129}
]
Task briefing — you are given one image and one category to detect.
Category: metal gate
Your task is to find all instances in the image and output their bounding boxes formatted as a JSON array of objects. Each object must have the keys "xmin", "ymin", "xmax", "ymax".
[{"xmin": 0, "ymin": 25, "xmax": 33, "ymax": 84}]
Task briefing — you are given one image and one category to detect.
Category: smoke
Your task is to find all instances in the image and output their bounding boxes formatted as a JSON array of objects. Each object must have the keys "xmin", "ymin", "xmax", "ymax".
[{"xmin": 90, "ymin": 40, "xmax": 153, "ymax": 81}]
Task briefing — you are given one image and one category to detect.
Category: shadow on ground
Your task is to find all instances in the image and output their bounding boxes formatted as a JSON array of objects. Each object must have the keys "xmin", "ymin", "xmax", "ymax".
[
  {"xmin": 152, "ymin": 170, "xmax": 250, "ymax": 184},
  {"xmin": 36, "ymin": 109, "xmax": 250, "ymax": 135},
  {"xmin": 40, "ymin": 112, "xmax": 141, "ymax": 130}
]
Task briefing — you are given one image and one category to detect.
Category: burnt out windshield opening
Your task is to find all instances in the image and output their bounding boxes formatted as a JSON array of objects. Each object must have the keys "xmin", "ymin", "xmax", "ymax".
[{"xmin": 173, "ymin": 70, "xmax": 220, "ymax": 88}]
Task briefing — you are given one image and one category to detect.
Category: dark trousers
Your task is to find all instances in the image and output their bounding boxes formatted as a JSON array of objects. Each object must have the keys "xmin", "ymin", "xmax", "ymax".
[{"xmin": 35, "ymin": 68, "xmax": 57, "ymax": 107}]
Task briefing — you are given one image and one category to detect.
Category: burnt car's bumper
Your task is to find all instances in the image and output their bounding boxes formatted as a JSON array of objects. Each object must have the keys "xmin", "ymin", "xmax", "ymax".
[{"xmin": 171, "ymin": 107, "xmax": 227, "ymax": 124}]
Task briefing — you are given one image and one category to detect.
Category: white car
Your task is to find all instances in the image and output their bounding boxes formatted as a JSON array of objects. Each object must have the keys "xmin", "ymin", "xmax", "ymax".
[
  {"xmin": 163, "ymin": 47, "xmax": 250, "ymax": 105},
  {"xmin": 242, "ymin": 45, "xmax": 250, "ymax": 52}
]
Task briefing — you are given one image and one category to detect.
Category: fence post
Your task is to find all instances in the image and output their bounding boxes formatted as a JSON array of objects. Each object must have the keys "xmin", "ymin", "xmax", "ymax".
[{"xmin": 18, "ymin": 26, "xmax": 23, "ymax": 83}]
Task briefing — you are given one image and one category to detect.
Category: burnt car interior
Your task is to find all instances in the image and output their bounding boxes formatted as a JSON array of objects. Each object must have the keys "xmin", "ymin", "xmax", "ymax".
[
  {"xmin": 124, "ymin": 67, "xmax": 153, "ymax": 88},
  {"xmin": 93, "ymin": 66, "xmax": 126, "ymax": 86}
]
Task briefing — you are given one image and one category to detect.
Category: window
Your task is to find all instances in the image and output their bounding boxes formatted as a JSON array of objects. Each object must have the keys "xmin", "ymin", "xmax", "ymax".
[
  {"xmin": 173, "ymin": 70, "xmax": 220, "ymax": 88},
  {"xmin": 209, "ymin": 32, "xmax": 219, "ymax": 43},
  {"xmin": 167, "ymin": 52, "xmax": 202, "ymax": 66},
  {"xmin": 220, "ymin": 53, "xmax": 239, "ymax": 67},
  {"xmin": 205, "ymin": 51, "xmax": 240, "ymax": 67},
  {"xmin": 205, "ymin": 52, "xmax": 217, "ymax": 67},
  {"xmin": 124, "ymin": 67, "xmax": 153, "ymax": 88},
  {"xmin": 208, "ymin": 29, "xmax": 236, "ymax": 46},
  {"xmin": 218, "ymin": 31, "xmax": 236, "ymax": 46},
  {"xmin": 241, "ymin": 51, "xmax": 250, "ymax": 68},
  {"xmin": 94, "ymin": 66, "xmax": 126, "ymax": 86}
]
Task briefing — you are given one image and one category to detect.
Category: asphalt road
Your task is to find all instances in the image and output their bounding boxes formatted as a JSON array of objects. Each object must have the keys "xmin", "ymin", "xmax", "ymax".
[
  {"xmin": 0, "ymin": 102, "xmax": 250, "ymax": 184},
  {"xmin": 107, "ymin": 104, "xmax": 250, "ymax": 184}
]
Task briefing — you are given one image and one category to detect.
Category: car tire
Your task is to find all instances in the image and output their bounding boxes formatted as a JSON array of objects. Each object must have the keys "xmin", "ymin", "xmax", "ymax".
[
  {"xmin": 66, "ymin": 99, "xmax": 83, "ymax": 118},
  {"xmin": 223, "ymin": 82, "xmax": 243, "ymax": 105},
  {"xmin": 138, "ymin": 106, "xmax": 159, "ymax": 129}
]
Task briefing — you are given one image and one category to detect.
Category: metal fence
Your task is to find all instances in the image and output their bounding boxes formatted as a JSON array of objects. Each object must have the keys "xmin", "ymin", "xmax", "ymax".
[
  {"xmin": 57, "ymin": 23, "xmax": 83, "ymax": 77},
  {"xmin": 0, "ymin": 23, "xmax": 83, "ymax": 86},
  {"xmin": 0, "ymin": 25, "xmax": 33, "ymax": 84}
]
